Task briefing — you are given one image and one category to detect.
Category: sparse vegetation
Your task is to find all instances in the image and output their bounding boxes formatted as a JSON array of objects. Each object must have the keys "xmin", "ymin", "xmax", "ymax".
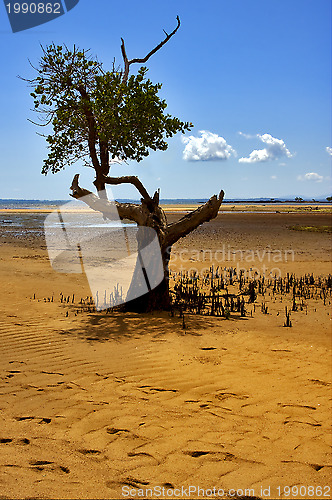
[{"xmin": 288, "ymin": 225, "xmax": 332, "ymax": 233}]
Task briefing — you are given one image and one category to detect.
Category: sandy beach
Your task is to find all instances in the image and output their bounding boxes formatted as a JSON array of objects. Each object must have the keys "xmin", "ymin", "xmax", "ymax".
[{"xmin": 0, "ymin": 206, "xmax": 331, "ymax": 499}]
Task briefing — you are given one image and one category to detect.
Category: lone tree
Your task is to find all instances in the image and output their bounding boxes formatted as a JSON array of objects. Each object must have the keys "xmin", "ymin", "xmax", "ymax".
[{"xmin": 26, "ymin": 17, "xmax": 224, "ymax": 311}]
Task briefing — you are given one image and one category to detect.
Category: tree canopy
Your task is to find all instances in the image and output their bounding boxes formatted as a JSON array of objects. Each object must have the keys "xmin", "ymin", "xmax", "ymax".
[{"xmin": 28, "ymin": 42, "xmax": 192, "ymax": 177}]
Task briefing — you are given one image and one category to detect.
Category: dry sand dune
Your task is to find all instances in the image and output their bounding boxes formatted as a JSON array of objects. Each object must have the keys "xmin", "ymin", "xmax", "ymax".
[{"xmin": 0, "ymin": 210, "xmax": 331, "ymax": 499}]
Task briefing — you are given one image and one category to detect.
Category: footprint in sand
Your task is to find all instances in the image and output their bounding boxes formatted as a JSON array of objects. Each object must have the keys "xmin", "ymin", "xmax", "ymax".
[
  {"xmin": 138, "ymin": 385, "xmax": 178, "ymax": 394},
  {"xmin": 14, "ymin": 416, "xmax": 52, "ymax": 424},
  {"xmin": 0, "ymin": 438, "xmax": 30, "ymax": 445},
  {"xmin": 29, "ymin": 460, "xmax": 70, "ymax": 473},
  {"xmin": 107, "ymin": 427, "xmax": 129, "ymax": 435},
  {"xmin": 78, "ymin": 448, "xmax": 102, "ymax": 455},
  {"xmin": 122, "ymin": 477, "xmax": 149, "ymax": 487},
  {"xmin": 185, "ymin": 450, "xmax": 210, "ymax": 458},
  {"xmin": 310, "ymin": 378, "xmax": 331, "ymax": 386}
]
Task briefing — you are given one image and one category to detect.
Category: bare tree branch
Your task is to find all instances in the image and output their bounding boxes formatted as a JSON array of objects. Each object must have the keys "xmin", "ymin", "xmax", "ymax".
[
  {"xmin": 103, "ymin": 175, "xmax": 152, "ymax": 201},
  {"xmin": 129, "ymin": 16, "xmax": 180, "ymax": 64},
  {"xmin": 165, "ymin": 190, "xmax": 224, "ymax": 247},
  {"xmin": 70, "ymin": 174, "xmax": 144, "ymax": 224},
  {"xmin": 121, "ymin": 16, "xmax": 181, "ymax": 82},
  {"xmin": 120, "ymin": 37, "xmax": 130, "ymax": 83}
]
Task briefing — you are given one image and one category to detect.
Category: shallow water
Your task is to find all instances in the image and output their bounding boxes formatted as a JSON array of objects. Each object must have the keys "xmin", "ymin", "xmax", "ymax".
[{"xmin": 0, "ymin": 212, "xmax": 134, "ymax": 231}]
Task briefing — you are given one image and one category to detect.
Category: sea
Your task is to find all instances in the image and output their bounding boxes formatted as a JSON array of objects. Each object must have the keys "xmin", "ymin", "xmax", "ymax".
[
  {"xmin": 0, "ymin": 199, "xmax": 133, "ymax": 239},
  {"xmin": 0, "ymin": 198, "xmax": 328, "ymax": 241}
]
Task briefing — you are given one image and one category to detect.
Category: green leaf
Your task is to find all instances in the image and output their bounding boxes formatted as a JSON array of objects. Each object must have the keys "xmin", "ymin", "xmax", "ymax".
[{"xmin": 28, "ymin": 44, "xmax": 193, "ymax": 175}]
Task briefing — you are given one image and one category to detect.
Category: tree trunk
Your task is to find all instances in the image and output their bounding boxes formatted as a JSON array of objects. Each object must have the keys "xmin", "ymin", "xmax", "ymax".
[
  {"xmin": 124, "ymin": 247, "xmax": 171, "ymax": 313},
  {"xmin": 70, "ymin": 174, "xmax": 224, "ymax": 313}
]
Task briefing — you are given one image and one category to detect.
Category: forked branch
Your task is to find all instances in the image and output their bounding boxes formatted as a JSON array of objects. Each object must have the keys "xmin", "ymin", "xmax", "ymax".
[
  {"xmin": 121, "ymin": 16, "xmax": 181, "ymax": 82},
  {"xmin": 70, "ymin": 175, "xmax": 224, "ymax": 247}
]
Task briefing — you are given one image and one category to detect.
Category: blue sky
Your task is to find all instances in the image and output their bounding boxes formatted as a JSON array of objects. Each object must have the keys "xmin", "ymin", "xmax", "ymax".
[{"xmin": 0, "ymin": 0, "xmax": 331, "ymax": 200}]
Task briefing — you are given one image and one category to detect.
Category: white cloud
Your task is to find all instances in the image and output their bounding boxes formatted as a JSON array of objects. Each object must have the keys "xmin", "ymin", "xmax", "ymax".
[
  {"xmin": 297, "ymin": 172, "xmax": 324, "ymax": 182},
  {"xmin": 271, "ymin": 175, "xmax": 277, "ymax": 180},
  {"xmin": 182, "ymin": 130, "xmax": 235, "ymax": 161},
  {"xmin": 239, "ymin": 133, "xmax": 293, "ymax": 164},
  {"xmin": 238, "ymin": 131, "xmax": 255, "ymax": 139},
  {"xmin": 326, "ymin": 146, "xmax": 332, "ymax": 156}
]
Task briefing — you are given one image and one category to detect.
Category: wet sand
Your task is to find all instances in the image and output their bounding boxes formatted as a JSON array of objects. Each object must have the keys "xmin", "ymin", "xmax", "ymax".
[{"xmin": 0, "ymin": 209, "xmax": 331, "ymax": 499}]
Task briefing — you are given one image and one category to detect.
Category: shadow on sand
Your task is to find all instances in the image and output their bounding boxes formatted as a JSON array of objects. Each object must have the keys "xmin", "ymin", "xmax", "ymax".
[{"xmin": 59, "ymin": 309, "xmax": 248, "ymax": 343}]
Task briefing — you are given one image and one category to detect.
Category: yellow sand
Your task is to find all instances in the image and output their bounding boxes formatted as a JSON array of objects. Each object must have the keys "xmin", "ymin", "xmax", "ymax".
[{"xmin": 0, "ymin": 211, "xmax": 331, "ymax": 499}]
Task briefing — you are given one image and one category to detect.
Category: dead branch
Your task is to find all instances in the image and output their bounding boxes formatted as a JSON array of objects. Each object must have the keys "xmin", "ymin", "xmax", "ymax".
[
  {"xmin": 70, "ymin": 174, "xmax": 144, "ymax": 224},
  {"xmin": 165, "ymin": 190, "xmax": 224, "ymax": 247},
  {"xmin": 121, "ymin": 16, "xmax": 181, "ymax": 82},
  {"xmin": 70, "ymin": 175, "xmax": 225, "ymax": 248},
  {"xmin": 103, "ymin": 175, "xmax": 152, "ymax": 201}
]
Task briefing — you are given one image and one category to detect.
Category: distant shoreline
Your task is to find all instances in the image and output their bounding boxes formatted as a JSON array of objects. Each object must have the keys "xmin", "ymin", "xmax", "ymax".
[
  {"xmin": 0, "ymin": 202, "xmax": 331, "ymax": 215},
  {"xmin": 0, "ymin": 198, "xmax": 331, "ymax": 206}
]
